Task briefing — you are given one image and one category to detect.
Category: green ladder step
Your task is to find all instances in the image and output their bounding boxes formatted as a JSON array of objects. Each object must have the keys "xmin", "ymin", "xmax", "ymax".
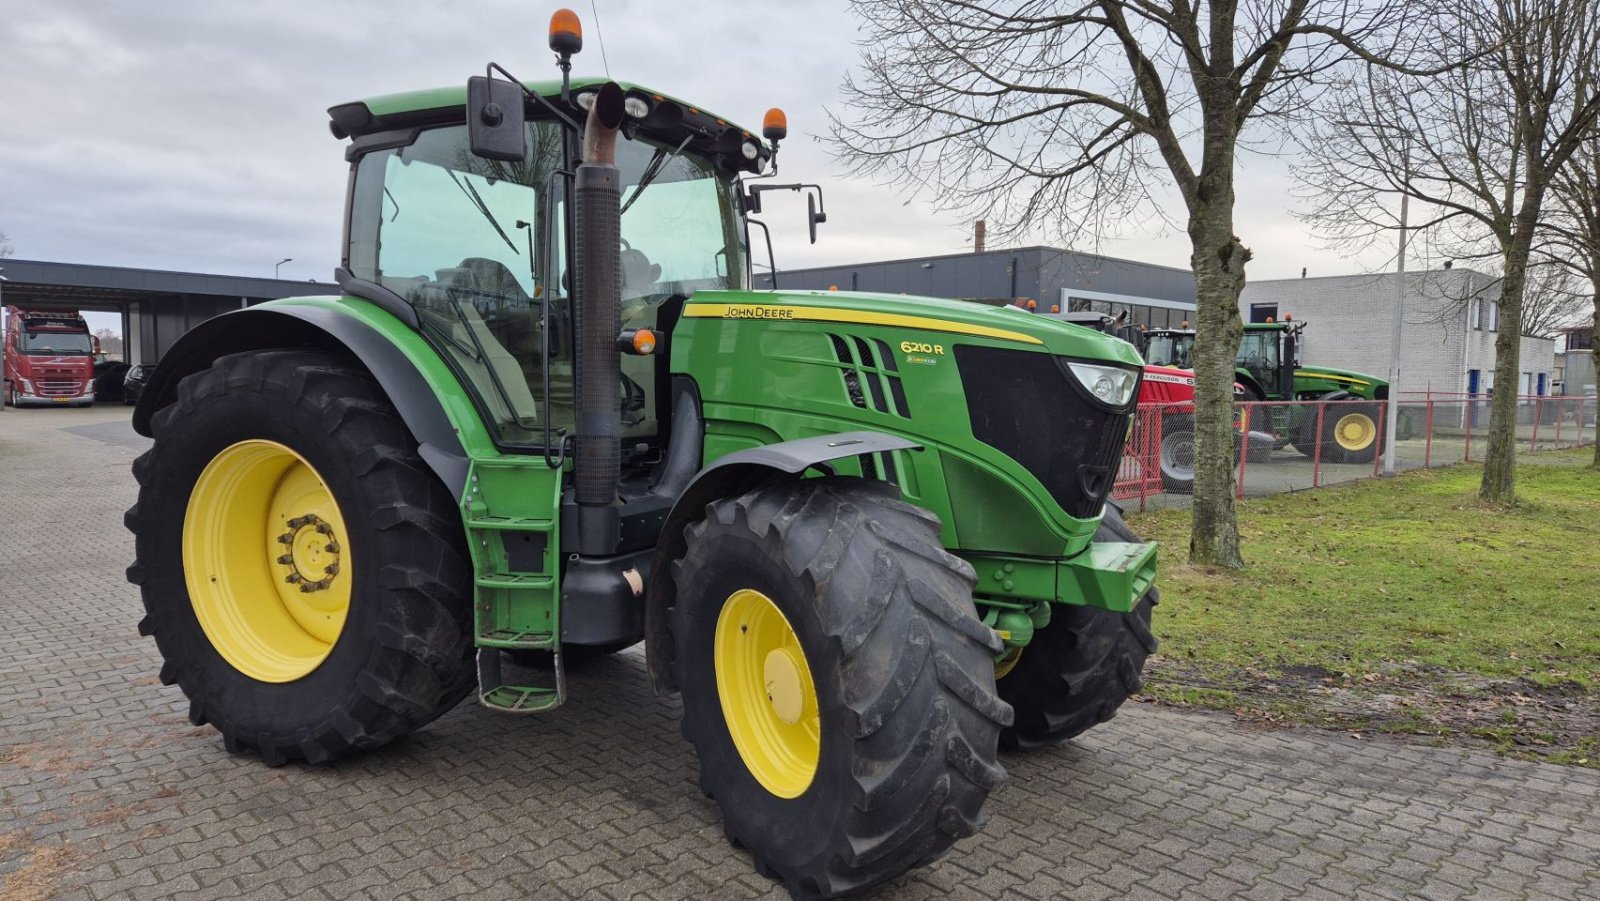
[
  {"xmin": 478, "ymin": 628, "xmax": 556, "ymax": 650},
  {"xmin": 466, "ymin": 516, "xmax": 556, "ymax": 531},
  {"xmin": 476, "ymin": 648, "xmax": 564, "ymax": 714},
  {"xmin": 475, "ymin": 573, "xmax": 556, "ymax": 590}
]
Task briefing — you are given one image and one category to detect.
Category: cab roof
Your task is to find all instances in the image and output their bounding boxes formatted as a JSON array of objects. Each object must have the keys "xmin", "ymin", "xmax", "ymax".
[{"xmin": 328, "ymin": 76, "xmax": 762, "ymax": 151}]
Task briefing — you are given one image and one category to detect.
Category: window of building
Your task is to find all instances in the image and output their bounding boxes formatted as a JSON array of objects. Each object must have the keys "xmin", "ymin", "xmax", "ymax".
[{"xmin": 1249, "ymin": 303, "xmax": 1278, "ymax": 323}]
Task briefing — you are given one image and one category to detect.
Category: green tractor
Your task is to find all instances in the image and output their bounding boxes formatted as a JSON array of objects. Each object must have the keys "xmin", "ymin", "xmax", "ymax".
[
  {"xmin": 1144, "ymin": 319, "xmax": 1388, "ymax": 464},
  {"xmin": 125, "ymin": 13, "xmax": 1158, "ymax": 898}
]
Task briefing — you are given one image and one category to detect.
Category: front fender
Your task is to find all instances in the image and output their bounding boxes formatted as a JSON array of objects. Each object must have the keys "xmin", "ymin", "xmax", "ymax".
[
  {"xmin": 132, "ymin": 299, "xmax": 472, "ymax": 500},
  {"xmin": 643, "ymin": 431, "xmax": 923, "ymax": 694}
]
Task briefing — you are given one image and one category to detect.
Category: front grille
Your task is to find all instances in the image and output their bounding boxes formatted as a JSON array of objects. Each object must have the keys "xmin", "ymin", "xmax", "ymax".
[
  {"xmin": 955, "ymin": 345, "xmax": 1134, "ymax": 519},
  {"xmin": 38, "ymin": 381, "xmax": 82, "ymax": 396}
]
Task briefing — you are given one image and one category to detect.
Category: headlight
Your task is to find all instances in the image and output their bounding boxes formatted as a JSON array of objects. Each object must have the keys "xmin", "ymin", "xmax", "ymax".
[
  {"xmin": 1066, "ymin": 362, "xmax": 1138, "ymax": 406},
  {"xmin": 623, "ymin": 96, "xmax": 650, "ymax": 118},
  {"xmin": 574, "ymin": 90, "xmax": 596, "ymax": 110},
  {"xmin": 741, "ymin": 140, "xmax": 760, "ymax": 161}
]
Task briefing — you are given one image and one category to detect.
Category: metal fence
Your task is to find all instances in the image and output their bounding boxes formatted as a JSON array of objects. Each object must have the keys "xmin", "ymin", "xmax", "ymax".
[{"xmin": 1115, "ymin": 392, "xmax": 1598, "ymax": 511}]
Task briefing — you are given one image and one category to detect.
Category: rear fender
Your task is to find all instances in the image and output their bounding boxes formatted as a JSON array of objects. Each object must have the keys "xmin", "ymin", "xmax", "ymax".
[
  {"xmin": 132, "ymin": 302, "xmax": 472, "ymax": 500},
  {"xmin": 644, "ymin": 431, "xmax": 922, "ymax": 694}
]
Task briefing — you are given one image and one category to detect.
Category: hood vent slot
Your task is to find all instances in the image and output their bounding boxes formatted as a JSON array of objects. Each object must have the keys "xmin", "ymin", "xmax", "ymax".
[{"xmin": 827, "ymin": 333, "xmax": 911, "ymax": 418}]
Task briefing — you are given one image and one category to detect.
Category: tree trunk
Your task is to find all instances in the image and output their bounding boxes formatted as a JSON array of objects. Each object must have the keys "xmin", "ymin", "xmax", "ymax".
[
  {"xmin": 1187, "ymin": 211, "xmax": 1248, "ymax": 568},
  {"xmin": 1479, "ymin": 250, "xmax": 1529, "ymax": 505},
  {"xmin": 1593, "ymin": 287, "xmax": 1599, "ymax": 470}
]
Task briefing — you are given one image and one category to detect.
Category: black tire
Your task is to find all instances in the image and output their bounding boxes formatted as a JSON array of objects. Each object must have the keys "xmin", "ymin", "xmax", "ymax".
[
  {"xmin": 1157, "ymin": 413, "xmax": 1195, "ymax": 493},
  {"xmin": 126, "ymin": 349, "xmax": 475, "ymax": 765},
  {"xmin": 671, "ymin": 478, "xmax": 1010, "ymax": 899},
  {"xmin": 998, "ymin": 506, "xmax": 1159, "ymax": 750},
  {"xmin": 1319, "ymin": 402, "xmax": 1381, "ymax": 464}
]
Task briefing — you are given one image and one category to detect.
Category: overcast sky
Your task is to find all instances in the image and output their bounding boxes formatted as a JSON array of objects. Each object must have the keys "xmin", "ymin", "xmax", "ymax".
[{"xmin": 1, "ymin": 0, "xmax": 1406, "ymax": 328}]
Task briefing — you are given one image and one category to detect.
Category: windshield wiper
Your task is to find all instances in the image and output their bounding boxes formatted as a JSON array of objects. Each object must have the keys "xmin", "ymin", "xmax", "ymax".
[
  {"xmin": 620, "ymin": 135, "xmax": 693, "ymax": 216},
  {"xmin": 447, "ymin": 170, "xmax": 520, "ymax": 255}
]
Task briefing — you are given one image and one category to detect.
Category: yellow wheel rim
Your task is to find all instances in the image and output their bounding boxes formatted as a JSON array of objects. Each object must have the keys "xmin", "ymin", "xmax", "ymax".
[
  {"xmin": 1334, "ymin": 412, "xmax": 1377, "ymax": 451},
  {"xmin": 182, "ymin": 439, "xmax": 352, "ymax": 683},
  {"xmin": 994, "ymin": 647, "xmax": 1024, "ymax": 681},
  {"xmin": 714, "ymin": 589, "xmax": 820, "ymax": 799}
]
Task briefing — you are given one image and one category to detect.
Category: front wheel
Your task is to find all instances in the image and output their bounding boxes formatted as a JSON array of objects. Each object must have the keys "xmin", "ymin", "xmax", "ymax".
[
  {"xmin": 671, "ymin": 479, "xmax": 1011, "ymax": 899},
  {"xmin": 126, "ymin": 350, "xmax": 475, "ymax": 765},
  {"xmin": 998, "ymin": 506, "xmax": 1159, "ymax": 750}
]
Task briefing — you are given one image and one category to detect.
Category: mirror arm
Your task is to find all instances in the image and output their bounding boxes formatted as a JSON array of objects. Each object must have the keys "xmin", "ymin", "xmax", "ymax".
[{"xmin": 486, "ymin": 62, "xmax": 582, "ymax": 133}]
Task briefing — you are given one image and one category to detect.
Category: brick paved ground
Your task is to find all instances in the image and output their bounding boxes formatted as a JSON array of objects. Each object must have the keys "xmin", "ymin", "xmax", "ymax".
[{"xmin": 4, "ymin": 406, "xmax": 1599, "ymax": 900}]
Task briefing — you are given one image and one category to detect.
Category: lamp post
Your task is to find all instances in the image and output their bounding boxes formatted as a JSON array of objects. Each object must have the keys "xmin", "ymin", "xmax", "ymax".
[
  {"xmin": 1384, "ymin": 146, "xmax": 1410, "ymax": 477},
  {"xmin": 275, "ymin": 258, "xmax": 293, "ymax": 279},
  {"xmin": 1338, "ymin": 119, "xmax": 1411, "ymax": 476}
]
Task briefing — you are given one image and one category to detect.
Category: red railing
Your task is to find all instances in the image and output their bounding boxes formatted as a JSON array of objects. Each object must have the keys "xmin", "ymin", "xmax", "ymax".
[{"xmin": 1114, "ymin": 392, "xmax": 1597, "ymax": 507}]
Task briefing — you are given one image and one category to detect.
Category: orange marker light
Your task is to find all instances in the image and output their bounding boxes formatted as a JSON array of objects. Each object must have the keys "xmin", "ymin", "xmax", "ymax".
[
  {"xmin": 632, "ymin": 329, "xmax": 657, "ymax": 355},
  {"xmin": 1284, "ymin": 313, "xmax": 1294, "ymax": 321},
  {"xmin": 1050, "ymin": 304, "xmax": 1060, "ymax": 313},
  {"xmin": 1026, "ymin": 299, "xmax": 1038, "ymax": 310},
  {"xmin": 1265, "ymin": 316, "xmax": 1275, "ymax": 323},
  {"xmin": 549, "ymin": 9, "xmax": 583, "ymax": 54},
  {"xmin": 763, "ymin": 108, "xmax": 788, "ymax": 142},
  {"xmin": 829, "ymin": 285, "xmax": 839, "ymax": 291}
]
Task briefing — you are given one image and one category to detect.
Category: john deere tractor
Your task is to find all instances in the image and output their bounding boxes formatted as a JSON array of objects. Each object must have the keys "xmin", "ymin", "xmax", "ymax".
[
  {"xmin": 1144, "ymin": 319, "xmax": 1388, "ymax": 464},
  {"xmin": 125, "ymin": 12, "xmax": 1158, "ymax": 898}
]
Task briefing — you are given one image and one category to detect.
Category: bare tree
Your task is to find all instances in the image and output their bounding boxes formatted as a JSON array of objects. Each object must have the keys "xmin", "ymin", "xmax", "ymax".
[
  {"xmin": 831, "ymin": 0, "xmax": 1420, "ymax": 568},
  {"xmin": 1299, "ymin": 0, "xmax": 1600, "ymax": 505},
  {"xmin": 1520, "ymin": 262, "xmax": 1592, "ymax": 338},
  {"xmin": 1545, "ymin": 129, "xmax": 1600, "ymax": 467},
  {"xmin": 0, "ymin": 229, "xmax": 13, "ymax": 258}
]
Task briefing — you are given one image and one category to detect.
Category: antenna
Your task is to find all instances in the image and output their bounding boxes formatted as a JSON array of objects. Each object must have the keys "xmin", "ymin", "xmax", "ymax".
[{"xmin": 589, "ymin": 0, "xmax": 611, "ymax": 77}]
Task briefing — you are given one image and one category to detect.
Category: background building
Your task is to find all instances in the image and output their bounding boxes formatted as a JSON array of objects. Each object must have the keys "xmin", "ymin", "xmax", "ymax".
[
  {"xmin": 759, "ymin": 246, "xmax": 1199, "ymax": 330},
  {"xmin": 1556, "ymin": 324, "xmax": 1595, "ymax": 397},
  {"xmin": 1240, "ymin": 269, "xmax": 1557, "ymax": 398},
  {"xmin": 0, "ymin": 259, "xmax": 324, "ymax": 364}
]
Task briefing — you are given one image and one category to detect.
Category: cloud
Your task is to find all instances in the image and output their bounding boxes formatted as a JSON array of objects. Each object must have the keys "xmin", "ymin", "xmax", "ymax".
[{"xmin": 1, "ymin": 0, "xmax": 1396, "ymax": 287}]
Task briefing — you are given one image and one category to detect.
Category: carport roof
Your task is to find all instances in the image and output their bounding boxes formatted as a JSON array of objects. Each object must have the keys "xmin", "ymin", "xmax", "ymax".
[{"xmin": 0, "ymin": 258, "xmax": 334, "ymax": 310}]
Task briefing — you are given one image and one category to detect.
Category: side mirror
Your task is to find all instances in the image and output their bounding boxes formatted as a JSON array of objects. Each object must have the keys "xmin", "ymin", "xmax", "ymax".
[
  {"xmin": 467, "ymin": 76, "xmax": 527, "ymax": 161},
  {"xmin": 807, "ymin": 193, "xmax": 827, "ymax": 245}
]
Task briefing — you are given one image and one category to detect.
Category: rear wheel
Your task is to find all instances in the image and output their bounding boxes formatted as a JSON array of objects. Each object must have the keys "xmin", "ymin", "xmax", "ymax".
[
  {"xmin": 1157, "ymin": 413, "xmax": 1195, "ymax": 493},
  {"xmin": 998, "ymin": 506, "xmax": 1158, "ymax": 750},
  {"xmin": 126, "ymin": 350, "xmax": 475, "ymax": 765},
  {"xmin": 1321, "ymin": 403, "xmax": 1380, "ymax": 463},
  {"xmin": 671, "ymin": 478, "xmax": 1010, "ymax": 899},
  {"xmin": 1305, "ymin": 401, "xmax": 1382, "ymax": 464}
]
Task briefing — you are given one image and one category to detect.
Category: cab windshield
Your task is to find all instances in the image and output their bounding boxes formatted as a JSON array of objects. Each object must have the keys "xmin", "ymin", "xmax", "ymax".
[
  {"xmin": 1236, "ymin": 330, "xmax": 1280, "ymax": 387},
  {"xmin": 22, "ymin": 330, "xmax": 94, "ymax": 355},
  {"xmin": 1144, "ymin": 333, "xmax": 1194, "ymax": 369},
  {"xmin": 346, "ymin": 120, "xmax": 745, "ymax": 449}
]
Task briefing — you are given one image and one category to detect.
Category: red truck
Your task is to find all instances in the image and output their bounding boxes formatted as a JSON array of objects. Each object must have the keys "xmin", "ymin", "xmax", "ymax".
[{"xmin": 3, "ymin": 305, "xmax": 97, "ymax": 407}]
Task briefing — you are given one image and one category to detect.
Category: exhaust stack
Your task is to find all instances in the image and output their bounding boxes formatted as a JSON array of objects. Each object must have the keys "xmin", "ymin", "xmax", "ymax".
[{"xmin": 571, "ymin": 82, "xmax": 627, "ymax": 552}]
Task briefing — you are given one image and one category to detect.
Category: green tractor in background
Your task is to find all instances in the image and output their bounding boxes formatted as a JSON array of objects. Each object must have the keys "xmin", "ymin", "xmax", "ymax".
[
  {"xmin": 1144, "ymin": 319, "xmax": 1389, "ymax": 464},
  {"xmin": 125, "ymin": 12, "xmax": 1158, "ymax": 898}
]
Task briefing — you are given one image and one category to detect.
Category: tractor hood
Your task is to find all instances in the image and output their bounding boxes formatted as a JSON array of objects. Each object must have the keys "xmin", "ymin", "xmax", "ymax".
[
  {"xmin": 682, "ymin": 289, "xmax": 1145, "ymax": 368},
  {"xmin": 1296, "ymin": 365, "xmax": 1388, "ymax": 392}
]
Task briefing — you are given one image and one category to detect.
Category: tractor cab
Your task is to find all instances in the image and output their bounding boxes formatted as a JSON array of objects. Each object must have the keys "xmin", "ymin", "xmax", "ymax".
[
  {"xmin": 1142, "ymin": 326, "xmax": 1195, "ymax": 370},
  {"xmin": 332, "ymin": 77, "xmax": 765, "ymax": 462},
  {"xmin": 1236, "ymin": 320, "xmax": 1303, "ymax": 401}
]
